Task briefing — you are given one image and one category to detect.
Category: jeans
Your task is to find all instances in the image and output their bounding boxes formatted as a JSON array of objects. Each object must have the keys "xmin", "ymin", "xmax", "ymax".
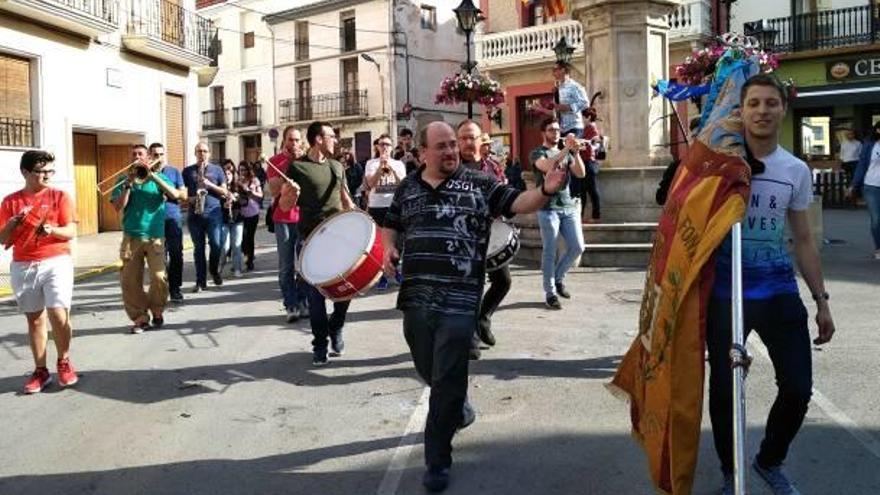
[
  {"xmin": 164, "ymin": 217, "xmax": 183, "ymax": 294},
  {"xmin": 403, "ymin": 308, "xmax": 474, "ymax": 468},
  {"xmin": 275, "ymin": 222, "xmax": 307, "ymax": 310},
  {"xmin": 242, "ymin": 215, "xmax": 259, "ymax": 266},
  {"xmin": 536, "ymin": 207, "xmax": 585, "ymax": 297},
  {"xmin": 707, "ymin": 294, "xmax": 812, "ymax": 473},
  {"xmin": 187, "ymin": 209, "xmax": 223, "ymax": 287},
  {"xmin": 220, "ymin": 222, "xmax": 244, "ymax": 273},
  {"xmin": 862, "ymin": 185, "xmax": 880, "ymax": 250},
  {"xmin": 478, "ymin": 264, "xmax": 511, "ymax": 339},
  {"xmin": 307, "ymin": 284, "xmax": 351, "ymax": 351}
]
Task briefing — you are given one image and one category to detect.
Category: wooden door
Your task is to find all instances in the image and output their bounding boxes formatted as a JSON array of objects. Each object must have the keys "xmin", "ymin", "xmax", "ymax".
[
  {"xmin": 161, "ymin": 0, "xmax": 183, "ymax": 47},
  {"xmin": 165, "ymin": 92, "xmax": 185, "ymax": 168},
  {"xmin": 72, "ymin": 133, "xmax": 99, "ymax": 236},
  {"xmin": 98, "ymin": 145, "xmax": 131, "ymax": 232},
  {"xmin": 517, "ymin": 94, "xmax": 552, "ymax": 170}
]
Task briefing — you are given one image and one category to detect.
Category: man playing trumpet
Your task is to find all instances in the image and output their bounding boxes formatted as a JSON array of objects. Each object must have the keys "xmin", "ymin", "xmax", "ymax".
[{"xmin": 111, "ymin": 144, "xmax": 181, "ymax": 333}]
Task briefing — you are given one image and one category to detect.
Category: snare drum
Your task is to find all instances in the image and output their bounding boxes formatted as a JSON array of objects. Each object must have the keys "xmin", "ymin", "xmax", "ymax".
[
  {"xmin": 296, "ymin": 210, "xmax": 384, "ymax": 301},
  {"xmin": 485, "ymin": 220, "xmax": 519, "ymax": 272}
]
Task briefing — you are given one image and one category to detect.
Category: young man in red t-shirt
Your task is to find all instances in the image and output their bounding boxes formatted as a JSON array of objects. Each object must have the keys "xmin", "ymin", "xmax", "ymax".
[{"xmin": 0, "ymin": 150, "xmax": 78, "ymax": 393}]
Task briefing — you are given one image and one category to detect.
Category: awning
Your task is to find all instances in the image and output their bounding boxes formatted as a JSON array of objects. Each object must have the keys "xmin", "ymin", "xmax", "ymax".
[{"xmin": 793, "ymin": 81, "xmax": 880, "ymax": 108}]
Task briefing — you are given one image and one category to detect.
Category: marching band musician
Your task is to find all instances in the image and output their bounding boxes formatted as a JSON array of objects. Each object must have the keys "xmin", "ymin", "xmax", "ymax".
[
  {"xmin": 150, "ymin": 142, "xmax": 187, "ymax": 303},
  {"xmin": 456, "ymin": 120, "xmax": 511, "ymax": 359},
  {"xmin": 363, "ymin": 133, "xmax": 406, "ymax": 290},
  {"xmin": 380, "ymin": 121, "xmax": 569, "ymax": 492},
  {"xmin": 278, "ymin": 121, "xmax": 356, "ymax": 366},
  {"xmin": 182, "ymin": 143, "xmax": 227, "ymax": 292},
  {"xmin": 111, "ymin": 144, "xmax": 181, "ymax": 333},
  {"xmin": 0, "ymin": 150, "xmax": 78, "ymax": 394}
]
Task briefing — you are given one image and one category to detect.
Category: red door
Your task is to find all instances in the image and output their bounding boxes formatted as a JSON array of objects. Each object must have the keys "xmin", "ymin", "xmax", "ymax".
[{"xmin": 517, "ymin": 93, "xmax": 552, "ymax": 170}]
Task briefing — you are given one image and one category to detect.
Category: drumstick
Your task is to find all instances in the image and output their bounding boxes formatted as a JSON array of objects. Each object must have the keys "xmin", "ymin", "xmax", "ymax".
[{"xmin": 264, "ymin": 160, "xmax": 300, "ymax": 189}]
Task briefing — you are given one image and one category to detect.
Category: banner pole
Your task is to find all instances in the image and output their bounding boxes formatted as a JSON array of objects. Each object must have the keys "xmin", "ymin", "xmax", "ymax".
[{"xmin": 730, "ymin": 222, "xmax": 751, "ymax": 495}]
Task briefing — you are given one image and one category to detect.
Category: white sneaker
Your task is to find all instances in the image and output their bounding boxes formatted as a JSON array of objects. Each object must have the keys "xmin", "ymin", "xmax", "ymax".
[{"xmin": 233, "ymin": 270, "xmax": 243, "ymax": 278}]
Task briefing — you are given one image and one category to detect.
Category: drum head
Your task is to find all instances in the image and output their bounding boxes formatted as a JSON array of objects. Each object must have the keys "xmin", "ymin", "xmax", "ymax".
[
  {"xmin": 300, "ymin": 211, "xmax": 375, "ymax": 284},
  {"xmin": 487, "ymin": 220, "xmax": 514, "ymax": 255}
]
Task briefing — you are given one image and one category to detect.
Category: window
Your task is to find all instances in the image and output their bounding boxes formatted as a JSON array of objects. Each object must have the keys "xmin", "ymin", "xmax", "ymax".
[
  {"xmin": 341, "ymin": 58, "xmax": 359, "ymax": 115},
  {"xmin": 296, "ymin": 66, "xmax": 312, "ymax": 121},
  {"xmin": 0, "ymin": 53, "xmax": 36, "ymax": 147},
  {"xmin": 211, "ymin": 86, "xmax": 224, "ymax": 109},
  {"xmin": 243, "ymin": 80, "xmax": 256, "ymax": 106},
  {"xmin": 341, "ymin": 12, "xmax": 356, "ymax": 52},
  {"xmin": 295, "ymin": 21, "xmax": 309, "ymax": 61},
  {"xmin": 420, "ymin": 5, "xmax": 436, "ymax": 30},
  {"xmin": 243, "ymin": 31, "xmax": 255, "ymax": 48},
  {"xmin": 799, "ymin": 115, "xmax": 832, "ymax": 157}
]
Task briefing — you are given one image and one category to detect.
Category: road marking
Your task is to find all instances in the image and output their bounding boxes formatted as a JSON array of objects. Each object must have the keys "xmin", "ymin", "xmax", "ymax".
[
  {"xmin": 749, "ymin": 340, "xmax": 880, "ymax": 459},
  {"xmin": 376, "ymin": 386, "xmax": 430, "ymax": 495}
]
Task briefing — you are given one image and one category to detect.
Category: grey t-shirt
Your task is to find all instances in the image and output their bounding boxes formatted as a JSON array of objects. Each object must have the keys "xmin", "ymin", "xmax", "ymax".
[{"xmin": 530, "ymin": 145, "xmax": 574, "ymax": 210}]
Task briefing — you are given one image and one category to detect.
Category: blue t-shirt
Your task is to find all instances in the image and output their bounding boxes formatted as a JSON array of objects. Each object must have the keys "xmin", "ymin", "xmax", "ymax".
[
  {"xmin": 161, "ymin": 165, "xmax": 185, "ymax": 220},
  {"xmin": 182, "ymin": 163, "xmax": 227, "ymax": 215},
  {"xmin": 713, "ymin": 146, "xmax": 813, "ymax": 300}
]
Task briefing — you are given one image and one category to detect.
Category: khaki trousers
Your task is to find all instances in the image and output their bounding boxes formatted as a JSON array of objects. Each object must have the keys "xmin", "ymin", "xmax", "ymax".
[{"xmin": 120, "ymin": 235, "xmax": 168, "ymax": 322}]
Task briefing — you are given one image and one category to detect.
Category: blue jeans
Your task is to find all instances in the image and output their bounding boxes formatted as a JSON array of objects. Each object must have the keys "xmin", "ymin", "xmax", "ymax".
[
  {"xmin": 537, "ymin": 207, "xmax": 585, "ymax": 297},
  {"xmin": 187, "ymin": 209, "xmax": 223, "ymax": 286},
  {"xmin": 707, "ymin": 294, "xmax": 812, "ymax": 473},
  {"xmin": 307, "ymin": 284, "xmax": 350, "ymax": 351},
  {"xmin": 862, "ymin": 185, "xmax": 880, "ymax": 250},
  {"xmin": 221, "ymin": 221, "xmax": 244, "ymax": 273},
  {"xmin": 275, "ymin": 222, "xmax": 307, "ymax": 310},
  {"xmin": 164, "ymin": 217, "xmax": 183, "ymax": 294}
]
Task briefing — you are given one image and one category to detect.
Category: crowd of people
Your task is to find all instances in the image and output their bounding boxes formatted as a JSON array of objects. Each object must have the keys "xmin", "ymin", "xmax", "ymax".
[{"xmin": 0, "ymin": 71, "xmax": 851, "ymax": 495}]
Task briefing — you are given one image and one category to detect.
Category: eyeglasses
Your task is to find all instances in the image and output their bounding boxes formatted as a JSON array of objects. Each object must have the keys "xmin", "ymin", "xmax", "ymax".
[
  {"xmin": 377, "ymin": 142, "xmax": 393, "ymax": 147},
  {"xmin": 195, "ymin": 149, "xmax": 210, "ymax": 153},
  {"xmin": 31, "ymin": 169, "xmax": 56, "ymax": 176},
  {"xmin": 547, "ymin": 127, "xmax": 561, "ymax": 132}
]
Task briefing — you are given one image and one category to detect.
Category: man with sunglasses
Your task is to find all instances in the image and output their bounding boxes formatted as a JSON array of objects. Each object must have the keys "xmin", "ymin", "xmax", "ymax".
[
  {"xmin": 364, "ymin": 133, "xmax": 406, "ymax": 290},
  {"xmin": 0, "ymin": 150, "xmax": 78, "ymax": 393},
  {"xmin": 149, "ymin": 143, "xmax": 187, "ymax": 302}
]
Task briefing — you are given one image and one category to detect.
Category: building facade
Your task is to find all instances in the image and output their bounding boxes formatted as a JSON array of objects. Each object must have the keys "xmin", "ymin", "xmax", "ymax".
[
  {"xmin": 264, "ymin": 0, "xmax": 466, "ymax": 163},
  {"xmin": 734, "ymin": 0, "xmax": 880, "ymax": 167},
  {"xmin": 0, "ymin": 0, "xmax": 215, "ymax": 254}
]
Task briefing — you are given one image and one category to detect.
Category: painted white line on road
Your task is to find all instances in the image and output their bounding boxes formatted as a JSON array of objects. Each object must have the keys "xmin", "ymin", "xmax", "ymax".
[
  {"xmin": 377, "ymin": 386, "xmax": 430, "ymax": 495},
  {"xmin": 750, "ymin": 341, "xmax": 880, "ymax": 459}
]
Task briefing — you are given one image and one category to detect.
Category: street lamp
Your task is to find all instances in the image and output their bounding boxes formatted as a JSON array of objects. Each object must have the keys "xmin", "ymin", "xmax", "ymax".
[
  {"xmin": 553, "ymin": 35, "xmax": 575, "ymax": 65},
  {"xmin": 454, "ymin": 0, "xmax": 483, "ymax": 118},
  {"xmin": 361, "ymin": 53, "xmax": 387, "ymax": 122}
]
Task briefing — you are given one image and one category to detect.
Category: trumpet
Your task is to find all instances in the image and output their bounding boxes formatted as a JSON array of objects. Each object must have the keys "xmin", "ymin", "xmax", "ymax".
[{"xmin": 98, "ymin": 158, "xmax": 162, "ymax": 196}]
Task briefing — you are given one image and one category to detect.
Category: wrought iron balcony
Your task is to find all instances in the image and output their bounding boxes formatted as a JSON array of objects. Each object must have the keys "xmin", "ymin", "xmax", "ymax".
[
  {"xmin": 278, "ymin": 90, "xmax": 368, "ymax": 123},
  {"xmin": 668, "ymin": 0, "xmax": 713, "ymax": 42},
  {"xmin": 201, "ymin": 109, "xmax": 227, "ymax": 131},
  {"xmin": 0, "ymin": 0, "xmax": 118, "ymax": 37},
  {"xmin": 0, "ymin": 117, "xmax": 36, "ymax": 148},
  {"xmin": 475, "ymin": 20, "xmax": 583, "ymax": 71},
  {"xmin": 123, "ymin": 0, "xmax": 215, "ymax": 67},
  {"xmin": 233, "ymin": 104, "xmax": 261, "ymax": 128},
  {"xmin": 747, "ymin": 5, "xmax": 879, "ymax": 53}
]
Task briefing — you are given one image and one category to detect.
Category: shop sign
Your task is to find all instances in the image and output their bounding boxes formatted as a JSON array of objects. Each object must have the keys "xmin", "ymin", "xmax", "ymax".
[{"xmin": 826, "ymin": 56, "xmax": 880, "ymax": 81}]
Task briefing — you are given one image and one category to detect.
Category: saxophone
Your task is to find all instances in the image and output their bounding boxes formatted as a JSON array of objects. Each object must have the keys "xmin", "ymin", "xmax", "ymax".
[{"xmin": 194, "ymin": 163, "xmax": 208, "ymax": 215}]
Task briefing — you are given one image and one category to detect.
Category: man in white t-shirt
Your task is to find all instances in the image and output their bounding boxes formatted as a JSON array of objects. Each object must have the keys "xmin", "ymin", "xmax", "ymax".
[
  {"xmin": 364, "ymin": 133, "xmax": 406, "ymax": 289},
  {"xmin": 708, "ymin": 74, "xmax": 836, "ymax": 495}
]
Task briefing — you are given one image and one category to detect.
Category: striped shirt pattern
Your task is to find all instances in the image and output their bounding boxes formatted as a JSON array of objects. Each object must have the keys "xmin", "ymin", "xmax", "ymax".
[{"xmin": 385, "ymin": 166, "xmax": 521, "ymax": 315}]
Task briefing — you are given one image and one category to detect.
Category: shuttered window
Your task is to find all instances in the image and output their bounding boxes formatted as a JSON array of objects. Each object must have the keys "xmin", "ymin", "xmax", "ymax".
[
  {"xmin": 0, "ymin": 53, "xmax": 35, "ymax": 147},
  {"xmin": 165, "ymin": 92, "xmax": 185, "ymax": 168}
]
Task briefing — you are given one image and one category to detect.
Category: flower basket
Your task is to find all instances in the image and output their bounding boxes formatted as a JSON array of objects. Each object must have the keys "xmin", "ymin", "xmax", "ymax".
[
  {"xmin": 435, "ymin": 72, "xmax": 505, "ymax": 108},
  {"xmin": 674, "ymin": 41, "xmax": 779, "ymax": 86}
]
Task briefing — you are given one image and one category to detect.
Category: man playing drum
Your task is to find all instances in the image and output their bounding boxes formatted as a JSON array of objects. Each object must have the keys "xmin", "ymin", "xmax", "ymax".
[
  {"xmin": 0, "ymin": 150, "xmax": 78, "ymax": 393},
  {"xmin": 380, "ymin": 122, "xmax": 568, "ymax": 492},
  {"xmin": 457, "ymin": 120, "xmax": 511, "ymax": 359},
  {"xmin": 278, "ymin": 121, "xmax": 356, "ymax": 366}
]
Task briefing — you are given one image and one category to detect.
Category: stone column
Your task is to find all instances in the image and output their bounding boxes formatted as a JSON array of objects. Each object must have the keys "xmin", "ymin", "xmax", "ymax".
[{"xmin": 571, "ymin": 0, "xmax": 679, "ymax": 167}]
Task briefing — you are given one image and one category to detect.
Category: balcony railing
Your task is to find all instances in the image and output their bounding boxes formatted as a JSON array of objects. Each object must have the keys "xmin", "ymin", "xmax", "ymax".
[
  {"xmin": 124, "ymin": 0, "xmax": 215, "ymax": 66},
  {"xmin": 233, "ymin": 104, "xmax": 261, "ymax": 128},
  {"xmin": 668, "ymin": 0, "xmax": 712, "ymax": 42},
  {"xmin": 278, "ymin": 90, "xmax": 368, "ymax": 123},
  {"xmin": 0, "ymin": 0, "xmax": 118, "ymax": 36},
  {"xmin": 201, "ymin": 109, "xmax": 227, "ymax": 130},
  {"xmin": 475, "ymin": 20, "xmax": 583, "ymax": 70},
  {"xmin": 0, "ymin": 117, "xmax": 36, "ymax": 148},
  {"xmin": 748, "ymin": 5, "xmax": 878, "ymax": 53}
]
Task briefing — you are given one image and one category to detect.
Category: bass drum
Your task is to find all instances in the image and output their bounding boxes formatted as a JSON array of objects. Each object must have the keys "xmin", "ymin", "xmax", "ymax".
[
  {"xmin": 297, "ymin": 210, "xmax": 384, "ymax": 301},
  {"xmin": 485, "ymin": 220, "xmax": 519, "ymax": 272}
]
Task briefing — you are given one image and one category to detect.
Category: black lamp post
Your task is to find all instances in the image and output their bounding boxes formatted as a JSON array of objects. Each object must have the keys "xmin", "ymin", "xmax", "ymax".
[
  {"xmin": 553, "ymin": 35, "xmax": 575, "ymax": 65},
  {"xmin": 454, "ymin": 0, "xmax": 483, "ymax": 118}
]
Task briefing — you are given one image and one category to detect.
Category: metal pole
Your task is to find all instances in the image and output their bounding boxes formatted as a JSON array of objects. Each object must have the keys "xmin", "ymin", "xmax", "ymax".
[
  {"xmin": 730, "ymin": 222, "xmax": 750, "ymax": 495},
  {"xmin": 466, "ymin": 29, "xmax": 474, "ymax": 119}
]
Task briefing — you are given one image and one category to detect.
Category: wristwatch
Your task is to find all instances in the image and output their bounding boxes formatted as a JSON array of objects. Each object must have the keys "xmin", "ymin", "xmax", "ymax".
[{"xmin": 811, "ymin": 291, "xmax": 830, "ymax": 302}]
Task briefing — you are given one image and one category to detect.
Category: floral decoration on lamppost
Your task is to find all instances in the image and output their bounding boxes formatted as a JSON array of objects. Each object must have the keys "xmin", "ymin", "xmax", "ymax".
[{"xmin": 453, "ymin": 0, "xmax": 484, "ymax": 118}]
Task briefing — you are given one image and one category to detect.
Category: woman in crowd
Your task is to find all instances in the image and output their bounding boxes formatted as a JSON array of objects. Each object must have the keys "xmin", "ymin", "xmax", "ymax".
[
  {"xmin": 220, "ymin": 160, "xmax": 244, "ymax": 277},
  {"xmin": 237, "ymin": 162, "xmax": 263, "ymax": 271}
]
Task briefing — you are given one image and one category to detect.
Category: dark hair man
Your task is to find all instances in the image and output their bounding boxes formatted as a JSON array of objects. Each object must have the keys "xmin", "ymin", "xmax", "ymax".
[{"xmin": 149, "ymin": 142, "xmax": 187, "ymax": 302}]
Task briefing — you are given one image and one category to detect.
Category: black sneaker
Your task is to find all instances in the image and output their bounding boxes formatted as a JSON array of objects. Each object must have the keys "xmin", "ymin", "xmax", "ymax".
[
  {"xmin": 285, "ymin": 306, "xmax": 301, "ymax": 323},
  {"xmin": 477, "ymin": 322, "xmax": 496, "ymax": 347},
  {"xmin": 170, "ymin": 291, "xmax": 184, "ymax": 302},
  {"xmin": 150, "ymin": 316, "xmax": 164, "ymax": 329},
  {"xmin": 546, "ymin": 295, "xmax": 562, "ymax": 310},
  {"xmin": 211, "ymin": 272, "xmax": 223, "ymax": 286},
  {"xmin": 192, "ymin": 284, "xmax": 206, "ymax": 293},
  {"xmin": 459, "ymin": 400, "xmax": 476, "ymax": 430},
  {"xmin": 330, "ymin": 330, "xmax": 345, "ymax": 357},
  {"xmin": 312, "ymin": 348, "xmax": 329, "ymax": 367},
  {"xmin": 422, "ymin": 466, "xmax": 450, "ymax": 493},
  {"xmin": 555, "ymin": 283, "xmax": 571, "ymax": 299}
]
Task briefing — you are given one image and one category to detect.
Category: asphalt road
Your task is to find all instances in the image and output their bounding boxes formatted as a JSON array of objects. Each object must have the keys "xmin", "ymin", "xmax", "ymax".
[{"xmin": 0, "ymin": 210, "xmax": 878, "ymax": 495}]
